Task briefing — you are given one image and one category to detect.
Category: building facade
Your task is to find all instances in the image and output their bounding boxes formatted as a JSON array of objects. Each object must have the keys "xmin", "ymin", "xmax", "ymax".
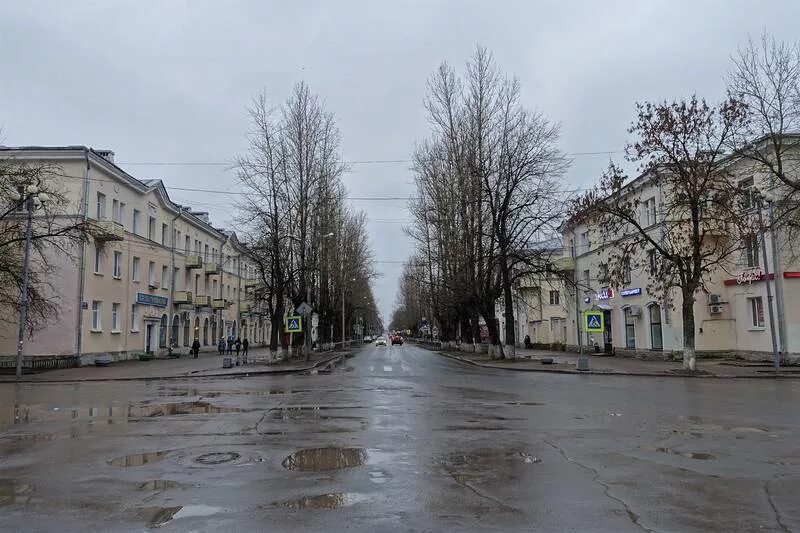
[{"xmin": 0, "ymin": 146, "xmax": 267, "ymax": 366}]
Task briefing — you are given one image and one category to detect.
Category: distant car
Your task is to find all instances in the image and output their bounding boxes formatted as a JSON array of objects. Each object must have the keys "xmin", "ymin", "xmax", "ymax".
[
  {"xmin": 363, "ymin": 336, "xmax": 372, "ymax": 343},
  {"xmin": 375, "ymin": 336, "xmax": 387, "ymax": 346},
  {"xmin": 391, "ymin": 335, "xmax": 404, "ymax": 346}
]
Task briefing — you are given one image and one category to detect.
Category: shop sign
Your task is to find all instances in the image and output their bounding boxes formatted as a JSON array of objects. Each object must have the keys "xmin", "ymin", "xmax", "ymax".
[
  {"xmin": 596, "ymin": 288, "xmax": 614, "ymax": 300},
  {"xmin": 736, "ymin": 269, "xmax": 763, "ymax": 285},
  {"xmin": 621, "ymin": 287, "xmax": 642, "ymax": 297},
  {"xmin": 136, "ymin": 292, "xmax": 168, "ymax": 307}
]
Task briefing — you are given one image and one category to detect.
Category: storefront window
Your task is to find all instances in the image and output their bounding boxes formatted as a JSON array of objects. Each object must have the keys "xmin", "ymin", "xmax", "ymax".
[{"xmin": 624, "ymin": 307, "xmax": 635, "ymax": 349}]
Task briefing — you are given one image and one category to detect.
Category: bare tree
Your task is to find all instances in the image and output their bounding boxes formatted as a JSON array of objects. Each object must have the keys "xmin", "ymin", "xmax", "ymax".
[
  {"xmin": 574, "ymin": 96, "xmax": 754, "ymax": 370},
  {"xmin": 0, "ymin": 156, "xmax": 99, "ymax": 334}
]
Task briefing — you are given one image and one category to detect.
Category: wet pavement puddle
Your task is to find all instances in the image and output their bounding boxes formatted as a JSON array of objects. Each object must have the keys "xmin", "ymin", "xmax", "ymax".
[
  {"xmin": 110, "ymin": 450, "xmax": 170, "ymax": 467},
  {"xmin": 195, "ymin": 452, "xmax": 241, "ymax": 465},
  {"xmin": 640, "ymin": 446, "xmax": 715, "ymax": 460},
  {"xmin": 282, "ymin": 447, "xmax": 369, "ymax": 471},
  {"xmin": 135, "ymin": 401, "xmax": 248, "ymax": 417},
  {"xmin": 146, "ymin": 504, "xmax": 222, "ymax": 527},
  {"xmin": 281, "ymin": 492, "xmax": 368, "ymax": 510},
  {"xmin": 368, "ymin": 470, "xmax": 388, "ymax": 484},
  {"xmin": 139, "ymin": 480, "xmax": 180, "ymax": 491},
  {"xmin": 0, "ymin": 481, "xmax": 41, "ymax": 506}
]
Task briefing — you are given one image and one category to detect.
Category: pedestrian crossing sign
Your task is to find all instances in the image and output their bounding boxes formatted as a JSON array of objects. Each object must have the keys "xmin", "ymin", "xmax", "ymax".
[
  {"xmin": 285, "ymin": 315, "xmax": 302, "ymax": 333},
  {"xmin": 584, "ymin": 311, "xmax": 604, "ymax": 332}
]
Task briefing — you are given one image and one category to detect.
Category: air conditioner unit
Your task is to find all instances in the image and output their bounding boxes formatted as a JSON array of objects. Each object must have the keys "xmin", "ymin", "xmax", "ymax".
[
  {"xmin": 148, "ymin": 279, "xmax": 160, "ymax": 289},
  {"xmin": 708, "ymin": 294, "xmax": 722, "ymax": 305},
  {"xmin": 710, "ymin": 305, "xmax": 724, "ymax": 314},
  {"xmin": 627, "ymin": 305, "xmax": 642, "ymax": 317}
]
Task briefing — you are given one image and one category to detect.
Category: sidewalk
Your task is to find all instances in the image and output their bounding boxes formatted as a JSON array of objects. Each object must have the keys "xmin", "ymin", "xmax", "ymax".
[
  {"xmin": 435, "ymin": 346, "xmax": 800, "ymax": 378},
  {"xmin": 0, "ymin": 346, "xmax": 351, "ymax": 383}
]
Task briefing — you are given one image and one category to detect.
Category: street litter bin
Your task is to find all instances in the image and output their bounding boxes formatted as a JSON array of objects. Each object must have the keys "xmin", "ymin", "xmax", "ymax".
[{"xmin": 223, "ymin": 357, "xmax": 233, "ymax": 369}]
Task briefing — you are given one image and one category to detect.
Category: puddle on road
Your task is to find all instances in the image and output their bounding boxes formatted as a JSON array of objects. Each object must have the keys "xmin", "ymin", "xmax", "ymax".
[
  {"xmin": 281, "ymin": 492, "xmax": 368, "ymax": 510},
  {"xmin": 369, "ymin": 470, "xmax": 389, "ymax": 484},
  {"xmin": 136, "ymin": 401, "xmax": 247, "ymax": 417},
  {"xmin": 139, "ymin": 480, "xmax": 180, "ymax": 491},
  {"xmin": 282, "ymin": 447, "xmax": 368, "ymax": 471},
  {"xmin": 0, "ymin": 480, "xmax": 40, "ymax": 506},
  {"xmin": 195, "ymin": 452, "xmax": 241, "ymax": 465},
  {"xmin": 146, "ymin": 504, "xmax": 222, "ymax": 527},
  {"xmin": 640, "ymin": 446, "xmax": 715, "ymax": 460},
  {"xmin": 110, "ymin": 450, "xmax": 170, "ymax": 467}
]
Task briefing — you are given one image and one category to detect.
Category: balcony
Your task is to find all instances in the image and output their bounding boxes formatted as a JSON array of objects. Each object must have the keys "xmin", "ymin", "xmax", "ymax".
[
  {"xmin": 204, "ymin": 262, "xmax": 221, "ymax": 275},
  {"xmin": 185, "ymin": 255, "xmax": 203, "ymax": 269},
  {"xmin": 91, "ymin": 220, "xmax": 124, "ymax": 241},
  {"xmin": 173, "ymin": 291, "xmax": 193, "ymax": 305},
  {"xmin": 211, "ymin": 298, "xmax": 226, "ymax": 310},
  {"xmin": 195, "ymin": 295, "xmax": 211, "ymax": 307}
]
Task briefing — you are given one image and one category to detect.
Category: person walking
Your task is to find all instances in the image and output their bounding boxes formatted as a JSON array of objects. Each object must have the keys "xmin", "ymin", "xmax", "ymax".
[
  {"xmin": 242, "ymin": 338, "xmax": 249, "ymax": 363},
  {"xmin": 227, "ymin": 335, "xmax": 234, "ymax": 355},
  {"xmin": 234, "ymin": 337, "xmax": 242, "ymax": 364},
  {"xmin": 218, "ymin": 337, "xmax": 225, "ymax": 355},
  {"xmin": 191, "ymin": 338, "xmax": 200, "ymax": 359}
]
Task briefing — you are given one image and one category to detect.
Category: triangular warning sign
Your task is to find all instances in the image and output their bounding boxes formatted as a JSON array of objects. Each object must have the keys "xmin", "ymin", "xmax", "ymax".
[{"xmin": 587, "ymin": 315, "xmax": 601, "ymax": 329}]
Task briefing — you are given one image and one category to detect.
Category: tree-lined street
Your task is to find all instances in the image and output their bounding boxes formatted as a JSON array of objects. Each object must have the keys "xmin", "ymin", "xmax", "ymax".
[{"xmin": 2, "ymin": 344, "xmax": 798, "ymax": 531}]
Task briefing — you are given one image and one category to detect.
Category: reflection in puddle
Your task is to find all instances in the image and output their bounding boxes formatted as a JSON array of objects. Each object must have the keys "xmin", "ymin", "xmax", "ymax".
[
  {"xmin": 368, "ymin": 470, "xmax": 388, "ymax": 484},
  {"xmin": 282, "ymin": 447, "xmax": 368, "ymax": 471},
  {"xmin": 139, "ymin": 480, "xmax": 180, "ymax": 491},
  {"xmin": 640, "ymin": 446, "xmax": 715, "ymax": 460},
  {"xmin": 147, "ymin": 504, "xmax": 222, "ymax": 526},
  {"xmin": 135, "ymin": 401, "xmax": 246, "ymax": 417},
  {"xmin": 0, "ymin": 480, "xmax": 41, "ymax": 506},
  {"xmin": 282, "ymin": 493, "xmax": 367, "ymax": 510},
  {"xmin": 110, "ymin": 450, "xmax": 170, "ymax": 467}
]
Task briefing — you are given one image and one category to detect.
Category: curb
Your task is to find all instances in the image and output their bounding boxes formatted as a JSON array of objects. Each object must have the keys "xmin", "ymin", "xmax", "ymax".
[
  {"xmin": 1, "ymin": 352, "xmax": 349, "ymax": 384},
  {"xmin": 434, "ymin": 350, "xmax": 800, "ymax": 379}
]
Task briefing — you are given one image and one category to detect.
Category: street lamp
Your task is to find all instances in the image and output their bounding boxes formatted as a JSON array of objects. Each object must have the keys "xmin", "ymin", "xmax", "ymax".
[
  {"xmin": 754, "ymin": 188, "xmax": 783, "ymax": 369},
  {"xmin": 10, "ymin": 184, "xmax": 49, "ymax": 379}
]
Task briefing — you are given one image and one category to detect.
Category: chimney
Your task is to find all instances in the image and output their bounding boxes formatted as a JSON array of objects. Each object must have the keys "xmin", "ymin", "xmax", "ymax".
[{"xmin": 95, "ymin": 149, "xmax": 115, "ymax": 163}]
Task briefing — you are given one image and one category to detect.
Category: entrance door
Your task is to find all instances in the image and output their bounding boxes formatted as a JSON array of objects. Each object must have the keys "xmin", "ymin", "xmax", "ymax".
[
  {"xmin": 145, "ymin": 324, "xmax": 153, "ymax": 354},
  {"xmin": 650, "ymin": 304, "xmax": 663, "ymax": 350},
  {"xmin": 603, "ymin": 310, "xmax": 613, "ymax": 353}
]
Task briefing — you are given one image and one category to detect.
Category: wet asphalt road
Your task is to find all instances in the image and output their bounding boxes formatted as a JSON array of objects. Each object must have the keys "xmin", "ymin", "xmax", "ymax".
[{"xmin": 1, "ymin": 343, "xmax": 799, "ymax": 532}]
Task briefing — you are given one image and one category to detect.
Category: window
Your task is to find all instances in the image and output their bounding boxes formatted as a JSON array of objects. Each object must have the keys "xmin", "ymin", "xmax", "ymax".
[
  {"xmin": 148, "ymin": 217, "xmax": 156, "ymax": 240},
  {"xmin": 94, "ymin": 246, "xmax": 104, "ymax": 274},
  {"xmin": 647, "ymin": 249, "xmax": 657, "ymax": 275},
  {"xmin": 161, "ymin": 265, "xmax": 169, "ymax": 289},
  {"xmin": 598, "ymin": 263, "xmax": 609, "ymax": 284},
  {"xmin": 644, "ymin": 197, "xmax": 657, "ymax": 226},
  {"xmin": 204, "ymin": 244, "xmax": 209, "ymax": 261},
  {"xmin": 212, "ymin": 279, "xmax": 218, "ymax": 295},
  {"xmin": 185, "ymin": 269, "xmax": 191, "ymax": 289},
  {"xmin": 744, "ymin": 234, "xmax": 760, "ymax": 268},
  {"xmin": 204, "ymin": 278, "xmax": 210, "ymax": 296},
  {"xmin": 112, "ymin": 251, "xmax": 122, "ymax": 278},
  {"xmin": 91, "ymin": 301, "xmax": 102, "ymax": 331},
  {"xmin": 212, "ymin": 248, "xmax": 217, "ymax": 262},
  {"xmin": 748, "ymin": 297, "xmax": 765, "ymax": 328},
  {"xmin": 195, "ymin": 239, "xmax": 201, "ymax": 254},
  {"xmin": 173, "ymin": 267, "xmax": 180, "ymax": 291},
  {"xmin": 195, "ymin": 274, "xmax": 200, "ymax": 295},
  {"xmin": 132, "ymin": 256, "xmax": 141, "ymax": 282},
  {"xmin": 549, "ymin": 290, "xmax": 560, "ymax": 305},
  {"xmin": 130, "ymin": 304, "xmax": 139, "ymax": 332},
  {"xmin": 622, "ymin": 259, "xmax": 632, "ymax": 285},
  {"xmin": 579, "ymin": 231, "xmax": 590, "ymax": 254},
  {"xmin": 148, "ymin": 261, "xmax": 155, "ymax": 284},
  {"xmin": 111, "ymin": 303, "xmax": 121, "ymax": 332},
  {"xmin": 740, "ymin": 178, "xmax": 756, "ymax": 211},
  {"xmin": 185, "ymin": 235, "xmax": 190, "ymax": 254},
  {"xmin": 161, "ymin": 223, "xmax": 168, "ymax": 246},
  {"xmin": 176, "ymin": 231, "xmax": 182, "ymax": 252},
  {"xmin": 96, "ymin": 192, "xmax": 106, "ymax": 219},
  {"xmin": 132, "ymin": 209, "xmax": 141, "ymax": 235},
  {"xmin": 112, "ymin": 199, "xmax": 119, "ymax": 223},
  {"xmin": 649, "ymin": 304, "xmax": 663, "ymax": 350},
  {"xmin": 582, "ymin": 269, "xmax": 590, "ymax": 289}
]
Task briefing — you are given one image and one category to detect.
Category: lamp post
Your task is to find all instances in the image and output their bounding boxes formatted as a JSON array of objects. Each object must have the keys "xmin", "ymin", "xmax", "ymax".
[
  {"xmin": 11, "ymin": 184, "xmax": 49, "ymax": 379},
  {"xmin": 755, "ymin": 189, "xmax": 782, "ymax": 369}
]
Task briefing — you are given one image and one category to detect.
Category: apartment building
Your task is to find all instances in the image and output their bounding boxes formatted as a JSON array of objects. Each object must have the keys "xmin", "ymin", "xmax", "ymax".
[
  {"xmin": 559, "ymin": 151, "xmax": 800, "ymax": 361},
  {"xmin": 0, "ymin": 146, "xmax": 266, "ymax": 366}
]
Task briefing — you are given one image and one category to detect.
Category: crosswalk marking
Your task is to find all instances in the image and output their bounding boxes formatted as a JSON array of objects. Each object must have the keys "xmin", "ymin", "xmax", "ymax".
[{"xmin": 383, "ymin": 365, "xmax": 392, "ymax": 372}]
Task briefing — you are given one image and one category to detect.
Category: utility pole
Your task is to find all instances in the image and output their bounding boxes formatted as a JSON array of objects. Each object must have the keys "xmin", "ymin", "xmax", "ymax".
[
  {"xmin": 767, "ymin": 199, "xmax": 787, "ymax": 359},
  {"xmin": 757, "ymin": 204, "xmax": 780, "ymax": 369}
]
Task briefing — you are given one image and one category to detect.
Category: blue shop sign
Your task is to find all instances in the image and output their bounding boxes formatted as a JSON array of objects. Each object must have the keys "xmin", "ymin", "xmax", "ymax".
[
  {"xmin": 621, "ymin": 287, "xmax": 642, "ymax": 297},
  {"xmin": 136, "ymin": 292, "xmax": 168, "ymax": 307}
]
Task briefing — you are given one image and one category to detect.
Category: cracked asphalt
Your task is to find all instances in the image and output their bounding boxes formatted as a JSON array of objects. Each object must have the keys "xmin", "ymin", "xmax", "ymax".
[{"xmin": 1, "ymin": 343, "xmax": 799, "ymax": 532}]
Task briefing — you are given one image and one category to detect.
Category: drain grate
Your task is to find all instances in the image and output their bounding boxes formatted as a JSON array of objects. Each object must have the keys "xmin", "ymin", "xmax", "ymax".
[{"xmin": 194, "ymin": 452, "xmax": 241, "ymax": 465}]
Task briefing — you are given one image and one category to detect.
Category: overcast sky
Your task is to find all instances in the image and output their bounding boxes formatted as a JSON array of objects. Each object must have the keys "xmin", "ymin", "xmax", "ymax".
[{"xmin": 2, "ymin": 1, "xmax": 799, "ymax": 322}]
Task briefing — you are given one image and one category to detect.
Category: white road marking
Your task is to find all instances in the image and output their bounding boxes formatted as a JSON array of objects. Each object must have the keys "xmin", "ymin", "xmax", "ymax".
[
  {"xmin": 401, "ymin": 365, "xmax": 410, "ymax": 372},
  {"xmin": 369, "ymin": 366, "xmax": 374, "ymax": 372},
  {"xmin": 383, "ymin": 365, "xmax": 392, "ymax": 372}
]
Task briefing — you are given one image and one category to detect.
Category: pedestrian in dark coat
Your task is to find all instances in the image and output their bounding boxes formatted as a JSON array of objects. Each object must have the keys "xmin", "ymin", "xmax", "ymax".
[
  {"xmin": 191, "ymin": 339, "xmax": 200, "ymax": 358},
  {"xmin": 242, "ymin": 338, "xmax": 249, "ymax": 358},
  {"xmin": 227, "ymin": 336, "xmax": 234, "ymax": 355},
  {"xmin": 235, "ymin": 337, "xmax": 242, "ymax": 357},
  {"xmin": 218, "ymin": 338, "xmax": 225, "ymax": 355}
]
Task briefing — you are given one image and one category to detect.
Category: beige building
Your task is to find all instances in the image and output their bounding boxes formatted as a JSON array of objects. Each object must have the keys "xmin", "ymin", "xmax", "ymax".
[
  {"xmin": 558, "ymin": 153, "xmax": 800, "ymax": 362},
  {"xmin": 0, "ymin": 146, "xmax": 267, "ymax": 366}
]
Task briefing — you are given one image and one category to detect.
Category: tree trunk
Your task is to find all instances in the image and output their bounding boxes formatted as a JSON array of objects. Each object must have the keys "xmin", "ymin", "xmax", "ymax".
[
  {"xmin": 502, "ymin": 281, "xmax": 516, "ymax": 360},
  {"xmin": 485, "ymin": 316, "xmax": 503, "ymax": 359},
  {"xmin": 681, "ymin": 288, "xmax": 697, "ymax": 371}
]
